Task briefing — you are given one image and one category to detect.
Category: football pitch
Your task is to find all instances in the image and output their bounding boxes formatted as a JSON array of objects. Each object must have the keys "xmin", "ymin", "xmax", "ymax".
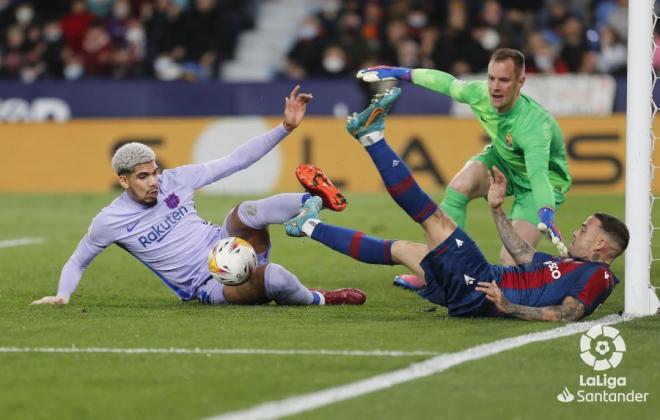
[{"xmin": 1, "ymin": 192, "xmax": 658, "ymax": 419}]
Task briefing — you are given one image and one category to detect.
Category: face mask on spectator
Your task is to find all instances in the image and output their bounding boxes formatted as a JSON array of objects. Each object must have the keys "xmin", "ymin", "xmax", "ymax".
[
  {"xmin": 125, "ymin": 27, "xmax": 145, "ymax": 44},
  {"xmin": 299, "ymin": 24, "xmax": 318, "ymax": 40},
  {"xmin": 322, "ymin": 56, "xmax": 345, "ymax": 73},
  {"xmin": 479, "ymin": 28, "xmax": 500, "ymax": 51},
  {"xmin": 154, "ymin": 56, "xmax": 183, "ymax": 81},
  {"xmin": 44, "ymin": 28, "xmax": 62, "ymax": 42},
  {"xmin": 64, "ymin": 63, "xmax": 84, "ymax": 80},
  {"xmin": 16, "ymin": 6, "xmax": 33, "ymax": 24},
  {"xmin": 535, "ymin": 55, "xmax": 553, "ymax": 72},
  {"xmin": 407, "ymin": 12, "xmax": 427, "ymax": 29},
  {"xmin": 21, "ymin": 66, "xmax": 39, "ymax": 83}
]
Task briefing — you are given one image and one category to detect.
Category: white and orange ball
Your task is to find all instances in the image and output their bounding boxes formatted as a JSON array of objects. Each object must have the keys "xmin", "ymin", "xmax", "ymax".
[{"xmin": 208, "ymin": 237, "xmax": 257, "ymax": 286}]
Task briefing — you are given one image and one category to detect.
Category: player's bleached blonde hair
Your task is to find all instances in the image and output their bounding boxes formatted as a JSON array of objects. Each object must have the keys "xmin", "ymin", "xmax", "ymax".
[{"xmin": 111, "ymin": 143, "xmax": 156, "ymax": 175}]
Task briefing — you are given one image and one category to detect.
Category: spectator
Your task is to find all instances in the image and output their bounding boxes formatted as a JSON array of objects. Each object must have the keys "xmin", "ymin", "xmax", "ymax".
[
  {"xmin": 106, "ymin": 0, "xmax": 132, "ymax": 44},
  {"xmin": 597, "ymin": 25, "xmax": 626, "ymax": 75},
  {"xmin": 112, "ymin": 18, "xmax": 146, "ymax": 78},
  {"xmin": 525, "ymin": 30, "xmax": 568, "ymax": 74},
  {"xmin": 396, "ymin": 38, "xmax": 420, "ymax": 69},
  {"xmin": 2, "ymin": 25, "xmax": 28, "ymax": 78},
  {"xmin": 61, "ymin": 47, "xmax": 85, "ymax": 80},
  {"xmin": 60, "ymin": 0, "xmax": 94, "ymax": 53},
  {"xmin": 41, "ymin": 19, "xmax": 65, "ymax": 78},
  {"xmin": 80, "ymin": 22, "xmax": 114, "ymax": 76},
  {"xmin": 380, "ymin": 19, "xmax": 408, "ymax": 65},
  {"xmin": 316, "ymin": 0, "xmax": 343, "ymax": 40},
  {"xmin": 431, "ymin": 2, "xmax": 490, "ymax": 75},
  {"xmin": 318, "ymin": 44, "xmax": 350, "ymax": 78},
  {"xmin": 607, "ymin": 0, "xmax": 628, "ymax": 42},
  {"xmin": 335, "ymin": 11, "xmax": 369, "ymax": 70},
  {"xmin": 286, "ymin": 16, "xmax": 326, "ymax": 78},
  {"xmin": 143, "ymin": 0, "xmax": 184, "ymax": 69},
  {"xmin": 559, "ymin": 15, "xmax": 586, "ymax": 72},
  {"xmin": 419, "ymin": 25, "xmax": 440, "ymax": 69},
  {"xmin": 0, "ymin": 1, "xmax": 636, "ymax": 82}
]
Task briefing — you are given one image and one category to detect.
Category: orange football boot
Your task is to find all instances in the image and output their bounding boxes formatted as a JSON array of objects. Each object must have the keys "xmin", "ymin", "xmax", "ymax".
[{"xmin": 295, "ymin": 163, "xmax": 347, "ymax": 211}]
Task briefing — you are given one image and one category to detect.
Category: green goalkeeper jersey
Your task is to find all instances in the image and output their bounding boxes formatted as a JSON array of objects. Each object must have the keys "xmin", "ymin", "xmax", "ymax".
[{"xmin": 412, "ymin": 69, "xmax": 572, "ymax": 210}]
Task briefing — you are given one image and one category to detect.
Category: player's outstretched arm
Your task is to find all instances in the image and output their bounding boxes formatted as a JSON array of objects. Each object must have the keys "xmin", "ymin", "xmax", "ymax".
[
  {"xmin": 476, "ymin": 281, "xmax": 585, "ymax": 322},
  {"xmin": 283, "ymin": 85, "xmax": 313, "ymax": 131},
  {"xmin": 356, "ymin": 66, "xmax": 412, "ymax": 82},
  {"xmin": 31, "ymin": 296, "xmax": 69, "ymax": 305},
  {"xmin": 488, "ymin": 166, "xmax": 535, "ymax": 264},
  {"xmin": 30, "ymin": 228, "xmax": 108, "ymax": 306},
  {"xmin": 191, "ymin": 86, "xmax": 314, "ymax": 188}
]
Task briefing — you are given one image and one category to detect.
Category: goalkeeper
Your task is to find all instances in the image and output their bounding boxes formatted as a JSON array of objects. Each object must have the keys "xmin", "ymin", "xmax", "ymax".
[{"xmin": 357, "ymin": 48, "xmax": 572, "ymax": 271}]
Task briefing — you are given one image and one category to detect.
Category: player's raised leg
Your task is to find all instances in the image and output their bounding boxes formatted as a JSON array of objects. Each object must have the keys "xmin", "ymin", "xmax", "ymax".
[
  {"xmin": 284, "ymin": 202, "xmax": 436, "ymax": 287},
  {"xmin": 284, "ymin": 192, "xmax": 456, "ymax": 282},
  {"xmin": 346, "ymin": 87, "xmax": 438, "ymax": 224},
  {"xmin": 223, "ymin": 193, "xmax": 312, "ymax": 265}
]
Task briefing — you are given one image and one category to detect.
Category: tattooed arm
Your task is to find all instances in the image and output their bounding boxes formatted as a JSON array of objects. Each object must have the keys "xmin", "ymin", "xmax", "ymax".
[
  {"xmin": 487, "ymin": 166, "xmax": 535, "ymax": 265},
  {"xmin": 475, "ymin": 281, "xmax": 586, "ymax": 322}
]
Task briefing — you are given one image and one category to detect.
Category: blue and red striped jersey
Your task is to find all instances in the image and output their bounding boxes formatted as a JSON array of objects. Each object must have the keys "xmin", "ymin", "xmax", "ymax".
[{"xmin": 498, "ymin": 252, "xmax": 619, "ymax": 317}]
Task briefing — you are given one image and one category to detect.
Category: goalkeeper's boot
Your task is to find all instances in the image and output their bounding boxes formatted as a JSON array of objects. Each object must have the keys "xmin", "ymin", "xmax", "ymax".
[
  {"xmin": 393, "ymin": 274, "xmax": 425, "ymax": 292},
  {"xmin": 311, "ymin": 288, "xmax": 367, "ymax": 305},
  {"xmin": 295, "ymin": 163, "xmax": 347, "ymax": 212},
  {"xmin": 346, "ymin": 86, "xmax": 401, "ymax": 140},
  {"xmin": 285, "ymin": 195, "xmax": 322, "ymax": 237}
]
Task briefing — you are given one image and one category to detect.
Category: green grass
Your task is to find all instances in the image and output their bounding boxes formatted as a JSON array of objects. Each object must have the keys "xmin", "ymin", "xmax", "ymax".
[{"xmin": 0, "ymin": 192, "xmax": 658, "ymax": 419}]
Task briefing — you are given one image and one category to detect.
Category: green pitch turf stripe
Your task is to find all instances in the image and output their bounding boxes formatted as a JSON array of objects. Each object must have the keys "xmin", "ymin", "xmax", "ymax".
[
  {"xmin": 0, "ymin": 237, "xmax": 44, "ymax": 249},
  {"xmin": 0, "ymin": 347, "xmax": 439, "ymax": 357},
  {"xmin": 208, "ymin": 313, "xmax": 633, "ymax": 420}
]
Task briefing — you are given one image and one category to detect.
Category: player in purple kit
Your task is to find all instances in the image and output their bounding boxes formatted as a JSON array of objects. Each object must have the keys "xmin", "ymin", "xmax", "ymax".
[
  {"xmin": 285, "ymin": 88, "xmax": 628, "ymax": 321},
  {"xmin": 32, "ymin": 86, "xmax": 365, "ymax": 307}
]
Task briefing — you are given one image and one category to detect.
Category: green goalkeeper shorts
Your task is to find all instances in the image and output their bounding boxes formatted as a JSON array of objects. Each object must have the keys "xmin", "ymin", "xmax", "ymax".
[{"xmin": 472, "ymin": 146, "xmax": 566, "ymax": 226}]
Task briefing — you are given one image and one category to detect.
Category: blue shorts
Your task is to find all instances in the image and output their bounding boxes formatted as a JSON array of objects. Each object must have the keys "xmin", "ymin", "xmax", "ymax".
[{"xmin": 418, "ymin": 228, "xmax": 502, "ymax": 317}]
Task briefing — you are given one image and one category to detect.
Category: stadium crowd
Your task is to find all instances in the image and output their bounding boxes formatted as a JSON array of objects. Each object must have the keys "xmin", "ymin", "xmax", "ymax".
[
  {"xmin": 286, "ymin": 0, "xmax": 633, "ymax": 79},
  {"xmin": 0, "ymin": 0, "xmax": 647, "ymax": 82},
  {"xmin": 0, "ymin": 0, "xmax": 256, "ymax": 81}
]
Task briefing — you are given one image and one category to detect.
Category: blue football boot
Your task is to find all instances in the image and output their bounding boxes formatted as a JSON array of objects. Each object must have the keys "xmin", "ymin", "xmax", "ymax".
[
  {"xmin": 346, "ymin": 86, "xmax": 401, "ymax": 140},
  {"xmin": 285, "ymin": 196, "xmax": 323, "ymax": 237}
]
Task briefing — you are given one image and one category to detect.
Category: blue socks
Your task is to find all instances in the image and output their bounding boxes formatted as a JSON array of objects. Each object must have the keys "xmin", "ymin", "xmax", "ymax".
[
  {"xmin": 365, "ymin": 139, "xmax": 437, "ymax": 223},
  {"xmin": 310, "ymin": 223, "xmax": 394, "ymax": 265}
]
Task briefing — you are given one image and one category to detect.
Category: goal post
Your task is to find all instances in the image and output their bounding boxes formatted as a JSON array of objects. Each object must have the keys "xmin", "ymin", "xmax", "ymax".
[{"xmin": 624, "ymin": 0, "xmax": 660, "ymax": 315}]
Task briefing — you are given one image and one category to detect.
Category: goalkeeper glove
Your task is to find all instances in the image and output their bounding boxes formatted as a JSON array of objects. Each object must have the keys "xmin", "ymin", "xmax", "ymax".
[
  {"xmin": 537, "ymin": 207, "xmax": 568, "ymax": 256},
  {"xmin": 356, "ymin": 66, "xmax": 412, "ymax": 82}
]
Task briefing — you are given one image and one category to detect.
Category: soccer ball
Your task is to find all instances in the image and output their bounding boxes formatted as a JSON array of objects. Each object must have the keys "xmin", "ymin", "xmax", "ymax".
[{"xmin": 208, "ymin": 237, "xmax": 257, "ymax": 286}]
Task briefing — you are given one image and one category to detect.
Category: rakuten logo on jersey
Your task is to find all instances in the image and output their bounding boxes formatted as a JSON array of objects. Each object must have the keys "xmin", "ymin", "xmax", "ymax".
[
  {"xmin": 544, "ymin": 260, "xmax": 562, "ymax": 279},
  {"xmin": 138, "ymin": 206, "xmax": 190, "ymax": 247}
]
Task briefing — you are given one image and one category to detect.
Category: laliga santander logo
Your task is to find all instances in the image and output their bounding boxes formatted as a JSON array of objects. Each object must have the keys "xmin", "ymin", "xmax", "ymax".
[
  {"xmin": 579, "ymin": 325, "xmax": 626, "ymax": 371},
  {"xmin": 557, "ymin": 325, "xmax": 648, "ymax": 404}
]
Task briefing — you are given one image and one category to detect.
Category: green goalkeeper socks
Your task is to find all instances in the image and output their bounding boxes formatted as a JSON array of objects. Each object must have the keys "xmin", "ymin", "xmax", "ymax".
[{"xmin": 440, "ymin": 187, "xmax": 469, "ymax": 229}]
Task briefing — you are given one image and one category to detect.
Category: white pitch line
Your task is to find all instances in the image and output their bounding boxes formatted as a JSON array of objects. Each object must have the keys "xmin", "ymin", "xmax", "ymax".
[
  {"xmin": 0, "ymin": 347, "xmax": 439, "ymax": 358},
  {"xmin": 0, "ymin": 237, "xmax": 44, "ymax": 249},
  {"xmin": 207, "ymin": 313, "xmax": 634, "ymax": 420}
]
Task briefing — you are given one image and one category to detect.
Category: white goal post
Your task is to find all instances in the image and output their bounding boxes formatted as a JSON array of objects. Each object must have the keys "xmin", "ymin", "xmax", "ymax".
[{"xmin": 625, "ymin": 0, "xmax": 660, "ymax": 315}]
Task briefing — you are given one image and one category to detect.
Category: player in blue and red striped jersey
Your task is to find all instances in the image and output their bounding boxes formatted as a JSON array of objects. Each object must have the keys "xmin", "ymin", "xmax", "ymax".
[{"xmin": 286, "ymin": 88, "xmax": 629, "ymax": 321}]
